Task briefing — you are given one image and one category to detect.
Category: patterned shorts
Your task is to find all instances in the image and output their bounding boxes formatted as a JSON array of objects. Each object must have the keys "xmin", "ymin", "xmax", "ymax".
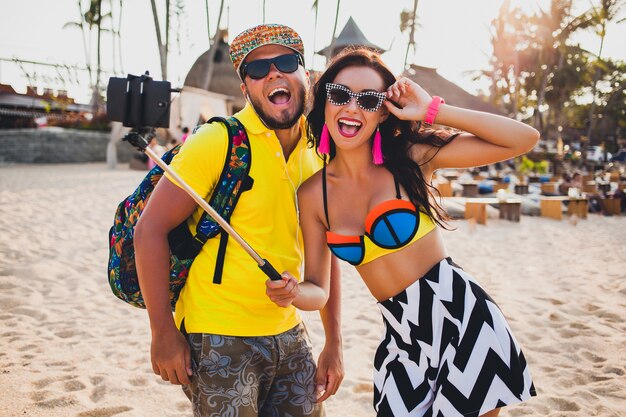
[
  {"xmin": 374, "ymin": 258, "xmax": 536, "ymax": 416},
  {"xmin": 182, "ymin": 322, "xmax": 323, "ymax": 417}
]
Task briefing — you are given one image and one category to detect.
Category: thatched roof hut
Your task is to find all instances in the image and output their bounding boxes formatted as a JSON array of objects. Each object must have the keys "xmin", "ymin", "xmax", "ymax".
[
  {"xmin": 403, "ymin": 64, "xmax": 505, "ymax": 115},
  {"xmin": 184, "ymin": 33, "xmax": 246, "ymax": 114},
  {"xmin": 317, "ymin": 17, "xmax": 385, "ymax": 59}
]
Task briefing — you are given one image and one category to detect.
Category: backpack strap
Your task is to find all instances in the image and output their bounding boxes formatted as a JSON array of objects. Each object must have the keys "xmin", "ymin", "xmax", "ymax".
[
  {"xmin": 166, "ymin": 117, "xmax": 251, "ymax": 284},
  {"xmin": 195, "ymin": 116, "xmax": 252, "ymax": 284}
]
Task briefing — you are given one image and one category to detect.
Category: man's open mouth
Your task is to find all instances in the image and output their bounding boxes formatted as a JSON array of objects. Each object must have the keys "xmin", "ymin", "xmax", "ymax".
[{"xmin": 268, "ymin": 87, "xmax": 291, "ymax": 105}]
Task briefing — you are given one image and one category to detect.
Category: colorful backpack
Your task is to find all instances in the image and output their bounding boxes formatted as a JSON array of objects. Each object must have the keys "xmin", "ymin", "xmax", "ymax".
[{"xmin": 108, "ymin": 117, "xmax": 252, "ymax": 309}]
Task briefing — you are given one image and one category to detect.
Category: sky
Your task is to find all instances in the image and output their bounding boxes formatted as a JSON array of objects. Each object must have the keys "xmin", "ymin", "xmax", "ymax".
[{"xmin": 1, "ymin": 0, "xmax": 625, "ymax": 104}]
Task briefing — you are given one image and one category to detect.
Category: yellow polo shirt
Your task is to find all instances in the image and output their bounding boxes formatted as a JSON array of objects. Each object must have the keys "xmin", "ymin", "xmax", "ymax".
[{"xmin": 165, "ymin": 104, "xmax": 322, "ymax": 336}]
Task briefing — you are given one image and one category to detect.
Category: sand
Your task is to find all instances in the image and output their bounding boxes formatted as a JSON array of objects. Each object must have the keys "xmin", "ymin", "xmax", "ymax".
[{"xmin": 0, "ymin": 162, "xmax": 625, "ymax": 417}]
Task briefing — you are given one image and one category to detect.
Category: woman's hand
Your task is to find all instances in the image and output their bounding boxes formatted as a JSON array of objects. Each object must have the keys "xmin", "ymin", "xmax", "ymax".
[
  {"xmin": 384, "ymin": 77, "xmax": 432, "ymax": 122},
  {"xmin": 315, "ymin": 340, "xmax": 344, "ymax": 402},
  {"xmin": 265, "ymin": 272, "xmax": 300, "ymax": 308}
]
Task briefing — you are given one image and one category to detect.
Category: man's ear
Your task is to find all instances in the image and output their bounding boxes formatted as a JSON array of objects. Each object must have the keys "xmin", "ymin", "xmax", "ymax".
[{"xmin": 240, "ymin": 82, "xmax": 250, "ymax": 102}]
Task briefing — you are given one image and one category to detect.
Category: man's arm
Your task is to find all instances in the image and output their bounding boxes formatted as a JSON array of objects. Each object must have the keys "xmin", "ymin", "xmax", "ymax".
[
  {"xmin": 134, "ymin": 177, "xmax": 198, "ymax": 385},
  {"xmin": 315, "ymin": 255, "xmax": 344, "ymax": 402}
]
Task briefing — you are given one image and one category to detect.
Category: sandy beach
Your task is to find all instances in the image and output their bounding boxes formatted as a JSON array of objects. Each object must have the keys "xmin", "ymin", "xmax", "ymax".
[{"xmin": 1, "ymin": 162, "xmax": 625, "ymax": 417}]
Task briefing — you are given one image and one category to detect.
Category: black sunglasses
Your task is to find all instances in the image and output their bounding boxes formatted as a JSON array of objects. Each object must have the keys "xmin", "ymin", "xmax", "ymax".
[
  {"xmin": 325, "ymin": 83, "xmax": 387, "ymax": 112},
  {"xmin": 240, "ymin": 53, "xmax": 303, "ymax": 80}
]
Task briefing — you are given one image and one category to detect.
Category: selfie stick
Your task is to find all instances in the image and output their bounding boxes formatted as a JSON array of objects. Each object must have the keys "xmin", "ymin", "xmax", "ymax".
[{"xmin": 125, "ymin": 131, "xmax": 283, "ymax": 281}]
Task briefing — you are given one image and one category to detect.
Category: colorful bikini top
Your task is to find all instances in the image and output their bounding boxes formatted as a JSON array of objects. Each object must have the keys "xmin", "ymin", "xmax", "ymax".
[{"xmin": 323, "ymin": 166, "xmax": 436, "ymax": 266}]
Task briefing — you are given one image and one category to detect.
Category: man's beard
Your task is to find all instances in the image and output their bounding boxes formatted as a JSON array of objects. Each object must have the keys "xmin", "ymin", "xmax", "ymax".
[{"xmin": 249, "ymin": 85, "xmax": 307, "ymax": 129}]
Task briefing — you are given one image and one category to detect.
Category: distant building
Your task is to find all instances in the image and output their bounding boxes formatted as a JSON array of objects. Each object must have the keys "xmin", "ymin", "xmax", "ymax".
[
  {"xmin": 316, "ymin": 17, "xmax": 386, "ymax": 61},
  {"xmin": 403, "ymin": 65, "xmax": 505, "ymax": 115},
  {"xmin": 184, "ymin": 31, "xmax": 245, "ymax": 115},
  {"xmin": 0, "ymin": 84, "xmax": 91, "ymax": 129}
]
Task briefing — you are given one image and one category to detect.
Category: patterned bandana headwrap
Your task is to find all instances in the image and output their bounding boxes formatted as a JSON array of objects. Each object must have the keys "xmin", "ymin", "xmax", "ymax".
[{"xmin": 229, "ymin": 24, "xmax": 305, "ymax": 78}]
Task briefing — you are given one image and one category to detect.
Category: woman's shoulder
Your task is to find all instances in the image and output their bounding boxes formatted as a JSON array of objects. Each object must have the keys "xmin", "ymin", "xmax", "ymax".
[{"xmin": 298, "ymin": 169, "xmax": 327, "ymax": 224}]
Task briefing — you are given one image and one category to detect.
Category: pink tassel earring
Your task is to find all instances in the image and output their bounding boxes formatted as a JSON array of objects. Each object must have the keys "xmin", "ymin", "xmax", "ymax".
[
  {"xmin": 372, "ymin": 127, "xmax": 383, "ymax": 165},
  {"xmin": 319, "ymin": 124, "xmax": 330, "ymax": 155}
]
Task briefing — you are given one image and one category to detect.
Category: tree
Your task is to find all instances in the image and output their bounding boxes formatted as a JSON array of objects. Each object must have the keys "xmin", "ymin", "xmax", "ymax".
[
  {"xmin": 488, "ymin": 1, "xmax": 527, "ymax": 118},
  {"xmin": 150, "ymin": 0, "xmax": 170, "ymax": 80},
  {"xmin": 585, "ymin": 0, "xmax": 625, "ymax": 146},
  {"xmin": 63, "ymin": 0, "xmax": 93, "ymax": 88},
  {"xmin": 199, "ymin": 0, "xmax": 225, "ymax": 91},
  {"xmin": 262, "ymin": 0, "xmax": 266, "ymax": 23},
  {"xmin": 311, "ymin": 0, "xmax": 319, "ymax": 68},
  {"xmin": 326, "ymin": 0, "xmax": 342, "ymax": 62},
  {"xmin": 400, "ymin": 0, "xmax": 420, "ymax": 70},
  {"xmin": 527, "ymin": 0, "xmax": 594, "ymax": 134},
  {"xmin": 64, "ymin": 0, "xmax": 113, "ymax": 112},
  {"xmin": 598, "ymin": 60, "xmax": 626, "ymax": 151}
]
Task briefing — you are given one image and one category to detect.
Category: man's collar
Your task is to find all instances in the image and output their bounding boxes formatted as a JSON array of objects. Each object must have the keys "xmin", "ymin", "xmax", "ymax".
[
  {"xmin": 236, "ymin": 103, "xmax": 267, "ymax": 135},
  {"xmin": 235, "ymin": 103, "xmax": 306, "ymax": 139}
]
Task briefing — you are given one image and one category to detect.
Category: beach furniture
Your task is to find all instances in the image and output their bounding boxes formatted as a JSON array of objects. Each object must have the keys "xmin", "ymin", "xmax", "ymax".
[
  {"xmin": 540, "ymin": 196, "xmax": 588, "ymax": 220},
  {"xmin": 602, "ymin": 196, "xmax": 622, "ymax": 215},
  {"xmin": 464, "ymin": 197, "xmax": 522, "ymax": 224},
  {"xmin": 498, "ymin": 199, "xmax": 523, "ymax": 221},
  {"xmin": 583, "ymin": 181, "xmax": 599, "ymax": 194},
  {"xmin": 460, "ymin": 181, "xmax": 479, "ymax": 198},
  {"xmin": 436, "ymin": 181, "xmax": 453, "ymax": 197},
  {"xmin": 514, "ymin": 184, "xmax": 529, "ymax": 195},
  {"xmin": 540, "ymin": 182, "xmax": 558, "ymax": 195},
  {"xmin": 465, "ymin": 200, "xmax": 488, "ymax": 224},
  {"xmin": 493, "ymin": 183, "xmax": 509, "ymax": 193}
]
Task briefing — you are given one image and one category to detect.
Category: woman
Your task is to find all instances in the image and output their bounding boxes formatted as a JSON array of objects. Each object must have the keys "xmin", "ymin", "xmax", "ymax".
[{"xmin": 267, "ymin": 47, "xmax": 538, "ymax": 416}]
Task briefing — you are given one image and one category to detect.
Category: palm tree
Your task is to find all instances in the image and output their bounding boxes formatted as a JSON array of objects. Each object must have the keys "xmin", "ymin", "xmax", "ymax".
[
  {"xmin": 326, "ymin": 0, "xmax": 342, "ymax": 62},
  {"xmin": 262, "ymin": 0, "xmax": 266, "ymax": 23},
  {"xmin": 311, "ymin": 0, "xmax": 319, "ymax": 68},
  {"xmin": 87, "ymin": 0, "xmax": 107, "ymax": 107},
  {"xmin": 489, "ymin": 1, "xmax": 525, "ymax": 117},
  {"xmin": 63, "ymin": 0, "xmax": 93, "ymax": 88},
  {"xmin": 596, "ymin": 60, "xmax": 626, "ymax": 152},
  {"xmin": 599, "ymin": 60, "xmax": 626, "ymax": 151},
  {"xmin": 400, "ymin": 0, "xmax": 419, "ymax": 70},
  {"xmin": 585, "ymin": 0, "xmax": 624, "ymax": 148},
  {"xmin": 200, "ymin": 0, "xmax": 226, "ymax": 91},
  {"xmin": 545, "ymin": 45, "xmax": 592, "ymax": 136},
  {"xmin": 528, "ymin": 0, "xmax": 594, "ymax": 133},
  {"xmin": 114, "ymin": 0, "xmax": 124, "ymax": 74},
  {"xmin": 66, "ymin": 0, "xmax": 111, "ymax": 111},
  {"xmin": 205, "ymin": 0, "xmax": 211, "ymax": 44},
  {"xmin": 150, "ymin": 0, "xmax": 170, "ymax": 80}
]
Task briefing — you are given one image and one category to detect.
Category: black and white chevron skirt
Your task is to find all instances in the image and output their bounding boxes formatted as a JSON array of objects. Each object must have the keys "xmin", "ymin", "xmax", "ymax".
[{"xmin": 374, "ymin": 258, "xmax": 536, "ymax": 416}]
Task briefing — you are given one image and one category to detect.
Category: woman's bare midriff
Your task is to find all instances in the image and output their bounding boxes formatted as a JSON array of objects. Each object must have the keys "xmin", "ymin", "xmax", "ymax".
[{"xmin": 356, "ymin": 227, "xmax": 448, "ymax": 301}]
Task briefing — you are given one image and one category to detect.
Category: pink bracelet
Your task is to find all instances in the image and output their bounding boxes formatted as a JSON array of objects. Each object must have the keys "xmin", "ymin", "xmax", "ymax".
[{"xmin": 424, "ymin": 96, "xmax": 445, "ymax": 126}]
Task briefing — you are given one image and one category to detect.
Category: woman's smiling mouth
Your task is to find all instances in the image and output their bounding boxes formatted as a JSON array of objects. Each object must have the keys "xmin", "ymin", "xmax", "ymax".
[{"xmin": 337, "ymin": 118, "xmax": 362, "ymax": 137}]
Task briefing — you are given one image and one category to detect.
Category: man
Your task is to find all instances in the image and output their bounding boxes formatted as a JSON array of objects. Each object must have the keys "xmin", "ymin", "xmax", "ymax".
[{"xmin": 135, "ymin": 24, "xmax": 343, "ymax": 416}]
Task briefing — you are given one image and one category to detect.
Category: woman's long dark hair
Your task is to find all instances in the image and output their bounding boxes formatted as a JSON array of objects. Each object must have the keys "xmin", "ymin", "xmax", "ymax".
[{"xmin": 306, "ymin": 47, "xmax": 457, "ymax": 226}]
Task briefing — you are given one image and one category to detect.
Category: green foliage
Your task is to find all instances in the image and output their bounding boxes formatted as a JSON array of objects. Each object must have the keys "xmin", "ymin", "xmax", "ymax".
[
  {"xmin": 484, "ymin": 0, "xmax": 625, "ymax": 144},
  {"xmin": 517, "ymin": 156, "xmax": 535, "ymax": 174},
  {"xmin": 517, "ymin": 155, "xmax": 549, "ymax": 174},
  {"xmin": 534, "ymin": 159, "xmax": 549, "ymax": 174}
]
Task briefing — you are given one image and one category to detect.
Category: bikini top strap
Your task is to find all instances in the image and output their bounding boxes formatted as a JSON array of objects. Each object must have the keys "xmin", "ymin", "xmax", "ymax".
[
  {"xmin": 393, "ymin": 174, "xmax": 402, "ymax": 199},
  {"xmin": 322, "ymin": 164, "xmax": 331, "ymax": 230}
]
